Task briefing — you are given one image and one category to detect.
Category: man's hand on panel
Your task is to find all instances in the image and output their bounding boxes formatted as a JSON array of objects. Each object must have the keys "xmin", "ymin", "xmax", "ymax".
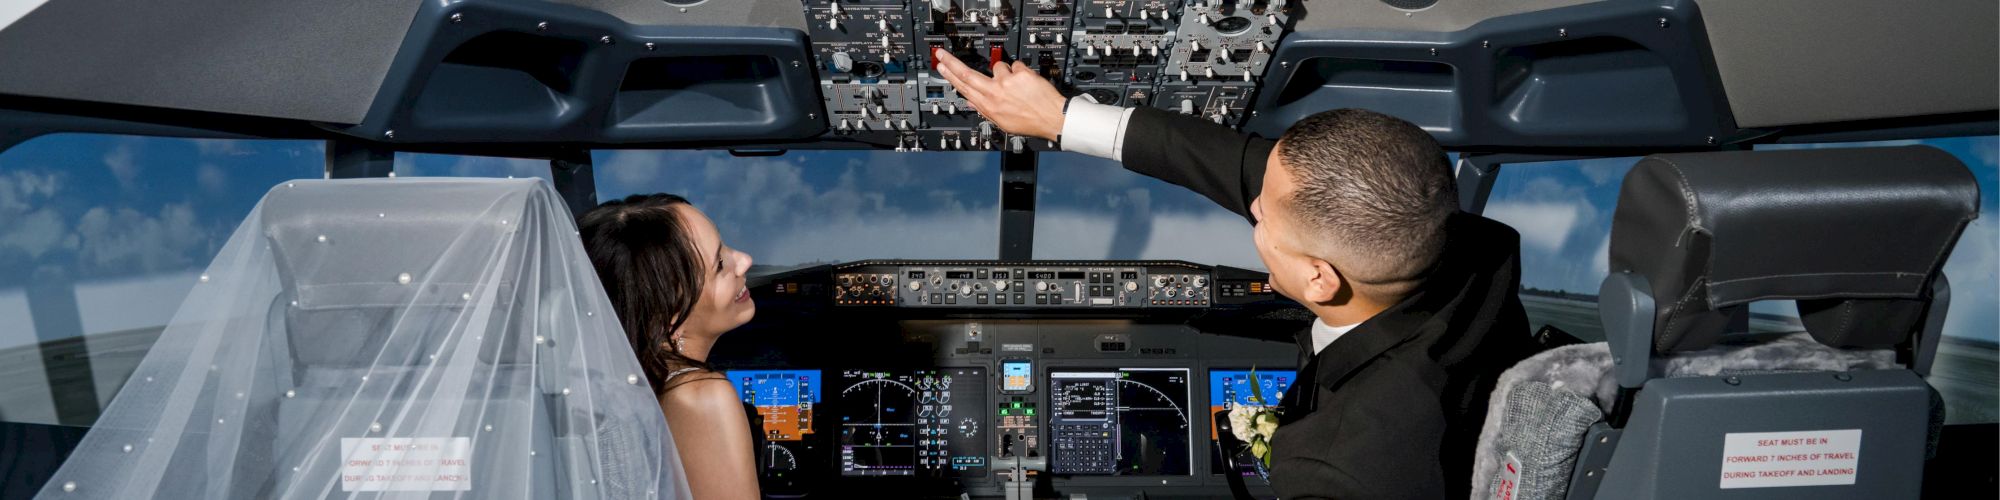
[{"xmin": 932, "ymin": 48, "xmax": 1069, "ymax": 142}]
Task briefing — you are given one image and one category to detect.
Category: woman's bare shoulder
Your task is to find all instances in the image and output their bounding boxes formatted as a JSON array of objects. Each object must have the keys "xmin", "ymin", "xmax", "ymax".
[{"xmin": 658, "ymin": 372, "xmax": 744, "ymax": 418}]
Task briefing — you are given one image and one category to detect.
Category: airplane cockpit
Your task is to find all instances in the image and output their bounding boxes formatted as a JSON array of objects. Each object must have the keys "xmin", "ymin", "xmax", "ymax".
[{"xmin": 0, "ymin": 0, "xmax": 1994, "ymax": 499}]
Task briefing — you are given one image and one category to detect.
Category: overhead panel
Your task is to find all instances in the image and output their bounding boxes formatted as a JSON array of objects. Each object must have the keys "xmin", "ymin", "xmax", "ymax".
[
  {"xmin": 0, "ymin": 0, "xmax": 421, "ymax": 125},
  {"xmin": 1248, "ymin": 0, "xmax": 1738, "ymax": 150},
  {"xmin": 810, "ymin": 0, "xmax": 1297, "ymax": 152},
  {"xmin": 345, "ymin": 0, "xmax": 825, "ymax": 145},
  {"xmin": 1695, "ymin": 0, "xmax": 1998, "ymax": 128}
]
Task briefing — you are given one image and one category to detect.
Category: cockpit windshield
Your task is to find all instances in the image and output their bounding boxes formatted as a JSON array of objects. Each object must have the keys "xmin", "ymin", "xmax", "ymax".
[{"xmin": 595, "ymin": 150, "xmax": 1002, "ymax": 277}]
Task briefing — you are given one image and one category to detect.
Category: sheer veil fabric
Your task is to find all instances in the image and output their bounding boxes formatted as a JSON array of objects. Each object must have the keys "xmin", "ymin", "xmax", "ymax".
[{"xmin": 36, "ymin": 178, "xmax": 692, "ymax": 499}]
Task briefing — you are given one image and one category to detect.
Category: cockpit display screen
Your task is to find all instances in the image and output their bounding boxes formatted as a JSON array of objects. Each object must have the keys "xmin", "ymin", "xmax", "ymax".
[
  {"xmin": 728, "ymin": 369, "xmax": 822, "ymax": 441},
  {"xmin": 727, "ymin": 370, "xmax": 823, "ymax": 478},
  {"xmin": 1047, "ymin": 368, "xmax": 1193, "ymax": 476},
  {"xmin": 1207, "ymin": 369, "xmax": 1296, "ymax": 476},
  {"xmin": 832, "ymin": 368, "xmax": 988, "ymax": 477}
]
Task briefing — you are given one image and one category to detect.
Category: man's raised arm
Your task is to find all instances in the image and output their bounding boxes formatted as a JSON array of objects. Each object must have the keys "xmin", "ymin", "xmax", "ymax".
[{"xmin": 931, "ymin": 49, "xmax": 1274, "ymax": 222}]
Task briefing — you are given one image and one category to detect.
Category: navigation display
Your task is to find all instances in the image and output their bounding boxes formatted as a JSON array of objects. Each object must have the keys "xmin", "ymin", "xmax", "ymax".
[
  {"xmin": 1047, "ymin": 368, "xmax": 1193, "ymax": 475},
  {"xmin": 832, "ymin": 368, "xmax": 987, "ymax": 477},
  {"xmin": 727, "ymin": 370, "xmax": 822, "ymax": 477},
  {"xmin": 1207, "ymin": 369, "xmax": 1296, "ymax": 476}
]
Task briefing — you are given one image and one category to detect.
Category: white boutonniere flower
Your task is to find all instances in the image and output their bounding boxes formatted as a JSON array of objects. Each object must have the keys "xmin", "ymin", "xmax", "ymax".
[{"xmin": 1228, "ymin": 367, "xmax": 1284, "ymax": 469}]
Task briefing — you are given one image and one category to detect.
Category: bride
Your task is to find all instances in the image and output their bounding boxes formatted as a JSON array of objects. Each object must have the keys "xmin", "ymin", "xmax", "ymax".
[{"xmin": 579, "ymin": 193, "xmax": 761, "ymax": 500}]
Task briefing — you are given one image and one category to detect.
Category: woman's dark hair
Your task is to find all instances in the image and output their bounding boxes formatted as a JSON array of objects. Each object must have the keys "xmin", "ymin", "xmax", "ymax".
[{"xmin": 578, "ymin": 193, "xmax": 710, "ymax": 395}]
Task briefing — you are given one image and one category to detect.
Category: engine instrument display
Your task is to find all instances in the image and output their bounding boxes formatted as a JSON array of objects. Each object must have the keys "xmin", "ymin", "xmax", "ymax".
[
  {"xmin": 833, "ymin": 368, "xmax": 989, "ymax": 477},
  {"xmin": 1047, "ymin": 368, "xmax": 1193, "ymax": 475}
]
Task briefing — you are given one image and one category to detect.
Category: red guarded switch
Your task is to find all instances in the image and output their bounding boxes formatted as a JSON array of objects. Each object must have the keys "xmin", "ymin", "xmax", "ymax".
[{"xmin": 990, "ymin": 46, "xmax": 1004, "ymax": 65}]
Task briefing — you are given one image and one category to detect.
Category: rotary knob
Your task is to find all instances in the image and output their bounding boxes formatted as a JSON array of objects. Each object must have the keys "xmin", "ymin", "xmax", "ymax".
[
  {"xmin": 994, "ymin": 280, "xmax": 1009, "ymax": 291},
  {"xmin": 1035, "ymin": 281, "xmax": 1049, "ymax": 292},
  {"xmin": 909, "ymin": 280, "xmax": 924, "ymax": 291},
  {"xmin": 831, "ymin": 52, "xmax": 855, "ymax": 73},
  {"xmin": 1124, "ymin": 281, "xmax": 1139, "ymax": 292},
  {"xmin": 1193, "ymin": 276, "xmax": 1208, "ymax": 288},
  {"xmin": 1152, "ymin": 276, "xmax": 1169, "ymax": 288}
]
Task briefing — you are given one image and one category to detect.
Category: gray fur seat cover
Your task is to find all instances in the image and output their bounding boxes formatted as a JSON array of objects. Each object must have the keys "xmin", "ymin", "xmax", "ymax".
[{"xmin": 1469, "ymin": 332, "xmax": 1896, "ymax": 499}]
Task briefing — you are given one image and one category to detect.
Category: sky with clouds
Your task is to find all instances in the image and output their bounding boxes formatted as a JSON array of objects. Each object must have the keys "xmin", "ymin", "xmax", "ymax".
[
  {"xmin": 1480, "ymin": 136, "xmax": 2000, "ymax": 343},
  {"xmin": 0, "ymin": 134, "xmax": 1993, "ymax": 366}
]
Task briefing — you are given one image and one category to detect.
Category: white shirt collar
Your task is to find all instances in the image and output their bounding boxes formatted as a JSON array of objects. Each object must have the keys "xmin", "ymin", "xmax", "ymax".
[{"xmin": 1309, "ymin": 319, "xmax": 1360, "ymax": 356}]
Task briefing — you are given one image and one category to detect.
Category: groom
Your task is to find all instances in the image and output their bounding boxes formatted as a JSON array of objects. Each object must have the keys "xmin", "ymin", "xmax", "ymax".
[{"xmin": 935, "ymin": 50, "xmax": 1535, "ymax": 498}]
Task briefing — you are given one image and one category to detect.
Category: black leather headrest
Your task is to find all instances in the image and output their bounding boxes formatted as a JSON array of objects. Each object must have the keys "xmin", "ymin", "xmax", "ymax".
[{"xmin": 1609, "ymin": 146, "xmax": 1979, "ymax": 352}]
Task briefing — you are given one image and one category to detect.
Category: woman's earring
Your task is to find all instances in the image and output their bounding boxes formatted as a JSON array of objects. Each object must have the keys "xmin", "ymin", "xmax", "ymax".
[{"xmin": 672, "ymin": 335, "xmax": 686, "ymax": 352}]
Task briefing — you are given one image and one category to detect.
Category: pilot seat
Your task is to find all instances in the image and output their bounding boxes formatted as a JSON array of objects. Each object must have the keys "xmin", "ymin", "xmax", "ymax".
[{"xmin": 1470, "ymin": 146, "xmax": 1980, "ymax": 500}]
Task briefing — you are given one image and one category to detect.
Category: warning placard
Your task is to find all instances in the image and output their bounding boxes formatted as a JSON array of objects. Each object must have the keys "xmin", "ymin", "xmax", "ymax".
[
  {"xmin": 1719, "ymin": 429, "xmax": 1861, "ymax": 489},
  {"xmin": 339, "ymin": 437, "xmax": 473, "ymax": 492}
]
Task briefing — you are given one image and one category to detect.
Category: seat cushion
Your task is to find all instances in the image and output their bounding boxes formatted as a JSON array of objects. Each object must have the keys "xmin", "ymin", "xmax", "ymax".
[{"xmin": 1469, "ymin": 332, "xmax": 1898, "ymax": 499}]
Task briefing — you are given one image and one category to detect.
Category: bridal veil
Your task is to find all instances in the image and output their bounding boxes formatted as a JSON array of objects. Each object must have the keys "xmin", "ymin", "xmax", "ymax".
[{"xmin": 36, "ymin": 178, "xmax": 691, "ymax": 499}]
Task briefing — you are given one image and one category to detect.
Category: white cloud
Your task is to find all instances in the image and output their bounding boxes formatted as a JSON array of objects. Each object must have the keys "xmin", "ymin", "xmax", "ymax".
[
  {"xmin": 448, "ymin": 155, "xmax": 547, "ymax": 179},
  {"xmin": 750, "ymin": 211, "xmax": 999, "ymax": 264},
  {"xmin": 1576, "ymin": 159, "xmax": 1633, "ymax": 187},
  {"xmin": 1968, "ymin": 137, "xmax": 1999, "ymax": 169},
  {"xmin": 0, "ymin": 208, "xmax": 67, "ymax": 259},
  {"xmin": 1482, "ymin": 201, "xmax": 1582, "ymax": 253},
  {"xmin": 1591, "ymin": 232, "xmax": 1611, "ymax": 277},
  {"xmin": 0, "ymin": 170, "xmax": 71, "ymax": 261},
  {"xmin": 1941, "ymin": 217, "xmax": 1999, "ymax": 341},
  {"xmin": 601, "ymin": 150, "xmax": 665, "ymax": 188},
  {"xmin": 192, "ymin": 139, "xmax": 253, "ymax": 157},
  {"xmin": 196, "ymin": 162, "xmax": 229, "ymax": 194},
  {"xmin": 1035, "ymin": 209, "xmax": 1263, "ymax": 270},
  {"xmin": 73, "ymin": 203, "xmax": 210, "ymax": 275},
  {"xmin": 103, "ymin": 140, "xmax": 140, "ymax": 191}
]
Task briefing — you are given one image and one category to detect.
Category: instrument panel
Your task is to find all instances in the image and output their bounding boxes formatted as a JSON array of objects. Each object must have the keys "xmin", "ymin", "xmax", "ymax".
[
  {"xmin": 725, "ymin": 260, "xmax": 1298, "ymax": 497},
  {"xmin": 833, "ymin": 368, "xmax": 990, "ymax": 476},
  {"xmin": 802, "ymin": 0, "xmax": 1297, "ymax": 151},
  {"xmin": 831, "ymin": 261, "xmax": 1218, "ymax": 308}
]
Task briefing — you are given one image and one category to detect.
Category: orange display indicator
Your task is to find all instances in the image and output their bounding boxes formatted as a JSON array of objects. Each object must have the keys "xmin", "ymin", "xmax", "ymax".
[{"xmin": 1249, "ymin": 282, "xmax": 1266, "ymax": 293}]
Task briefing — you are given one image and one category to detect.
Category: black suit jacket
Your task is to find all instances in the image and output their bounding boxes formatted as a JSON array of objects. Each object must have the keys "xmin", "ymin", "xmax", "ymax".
[{"xmin": 1119, "ymin": 107, "xmax": 1535, "ymax": 499}]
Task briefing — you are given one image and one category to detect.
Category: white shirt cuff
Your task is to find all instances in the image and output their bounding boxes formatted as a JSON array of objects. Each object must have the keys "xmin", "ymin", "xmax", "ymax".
[{"xmin": 1059, "ymin": 96, "xmax": 1136, "ymax": 162}]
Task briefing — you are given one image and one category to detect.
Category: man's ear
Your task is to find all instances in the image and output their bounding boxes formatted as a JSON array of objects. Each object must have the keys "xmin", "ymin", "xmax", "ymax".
[{"xmin": 1301, "ymin": 258, "xmax": 1349, "ymax": 306}]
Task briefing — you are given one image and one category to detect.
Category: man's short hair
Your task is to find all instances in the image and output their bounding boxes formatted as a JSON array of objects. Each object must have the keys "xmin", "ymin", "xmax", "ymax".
[{"xmin": 1276, "ymin": 108, "xmax": 1458, "ymax": 300}]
